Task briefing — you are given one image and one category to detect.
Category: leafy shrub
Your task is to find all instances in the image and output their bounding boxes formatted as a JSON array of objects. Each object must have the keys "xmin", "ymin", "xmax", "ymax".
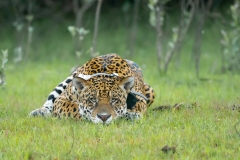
[{"xmin": 221, "ymin": 0, "xmax": 240, "ymax": 72}]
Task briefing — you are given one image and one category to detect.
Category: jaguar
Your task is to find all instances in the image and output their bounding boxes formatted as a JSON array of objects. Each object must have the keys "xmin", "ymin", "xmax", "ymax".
[{"xmin": 29, "ymin": 54, "xmax": 155, "ymax": 124}]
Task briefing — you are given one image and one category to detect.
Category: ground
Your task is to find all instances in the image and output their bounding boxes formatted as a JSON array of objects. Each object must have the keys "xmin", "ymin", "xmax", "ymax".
[{"xmin": 0, "ymin": 58, "xmax": 239, "ymax": 159}]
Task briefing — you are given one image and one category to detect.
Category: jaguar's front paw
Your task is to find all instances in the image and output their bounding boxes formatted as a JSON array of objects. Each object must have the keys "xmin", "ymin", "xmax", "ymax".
[
  {"xmin": 125, "ymin": 111, "xmax": 142, "ymax": 120},
  {"xmin": 29, "ymin": 108, "xmax": 51, "ymax": 117}
]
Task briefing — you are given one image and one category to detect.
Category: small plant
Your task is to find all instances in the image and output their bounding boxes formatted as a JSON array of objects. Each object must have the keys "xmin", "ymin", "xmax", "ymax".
[
  {"xmin": 148, "ymin": 0, "xmax": 168, "ymax": 71},
  {"xmin": 25, "ymin": 14, "xmax": 34, "ymax": 60},
  {"xmin": 68, "ymin": 26, "xmax": 90, "ymax": 58},
  {"xmin": 13, "ymin": 21, "xmax": 24, "ymax": 63},
  {"xmin": 13, "ymin": 46, "xmax": 23, "ymax": 63},
  {"xmin": 221, "ymin": 0, "xmax": 240, "ymax": 72},
  {"xmin": 148, "ymin": 0, "xmax": 194, "ymax": 73},
  {"xmin": 0, "ymin": 50, "xmax": 8, "ymax": 86},
  {"xmin": 11, "ymin": 0, "xmax": 34, "ymax": 62},
  {"xmin": 91, "ymin": 0, "xmax": 103, "ymax": 58}
]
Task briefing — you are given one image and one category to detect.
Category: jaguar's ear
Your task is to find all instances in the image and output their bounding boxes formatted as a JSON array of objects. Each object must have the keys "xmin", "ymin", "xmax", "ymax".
[
  {"xmin": 119, "ymin": 76, "xmax": 134, "ymax": 93},
  {"xmin": 72, "ymin": 77, "xmax": 88, "ymax": 91}
]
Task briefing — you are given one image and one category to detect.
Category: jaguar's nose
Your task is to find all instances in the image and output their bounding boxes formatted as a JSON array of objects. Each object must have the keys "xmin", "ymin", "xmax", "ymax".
[{"xmin": 97, "ymin": 113, "xmax": 111, "ymax": 122}]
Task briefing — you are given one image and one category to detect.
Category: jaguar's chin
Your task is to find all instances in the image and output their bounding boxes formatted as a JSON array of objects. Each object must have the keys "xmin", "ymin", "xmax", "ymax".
[{"xmin": 91, "ymin": 118, "xmax": 113, "ymax": 124}]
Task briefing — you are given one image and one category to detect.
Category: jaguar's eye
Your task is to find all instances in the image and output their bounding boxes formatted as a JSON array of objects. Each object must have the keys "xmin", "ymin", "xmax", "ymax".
[
  {"xmin": 89, "ymin": 97, "xmax": 97, "ymax": 104},
  {"xmin": 111, "ymin": 98, "xmax": 119, "ymax": 105}
]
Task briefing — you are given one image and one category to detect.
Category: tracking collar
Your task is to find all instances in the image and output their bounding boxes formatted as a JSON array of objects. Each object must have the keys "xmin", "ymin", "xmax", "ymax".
[{"xmin": 77, "ymin": 73, "xmax": 118, "ymax": 80}]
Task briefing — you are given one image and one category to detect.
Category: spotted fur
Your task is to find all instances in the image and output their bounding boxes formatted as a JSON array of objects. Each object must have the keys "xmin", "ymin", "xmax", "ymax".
[{"xmin": 29, "ymin": 54, "xmax": 155, "ymax": 124}]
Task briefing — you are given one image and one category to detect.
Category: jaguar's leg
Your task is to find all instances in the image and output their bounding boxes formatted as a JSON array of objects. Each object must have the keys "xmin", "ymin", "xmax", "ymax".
[
  {"xmin": 125, "ymin": 83, "xmax": 155, "ymax": 120},
  {"xmin": 52, "ymin": 95, "xmax": 81, "ymax": 120},
  {"xmin": 143, "ymin": 83, "xmax": 155, "ymax": 107},
  {"xmin": 29, "ymin": 74, "xmax": 75, "ymax": 117},
  {"xmin": 126, "ymin": 96, "xmax": 147, "ymax": 120}
]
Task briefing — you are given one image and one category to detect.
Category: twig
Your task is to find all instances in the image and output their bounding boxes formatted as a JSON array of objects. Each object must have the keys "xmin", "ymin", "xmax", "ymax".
[
  {"xmin": 155, "ymin": 2, "xmax": 164, "ymax": 72},
  {"xmin": 129, "ymin": 0, "xmax": 140, "ymax": 57},
  {"xmin": 0, "ymin": 50, "xmax": 8, "ymax": 86},
  {"xmin": 25, "ymin": 0, "xmax": 34, "ymax": 61},
  {"xmin": 91, "ymin": 0, "xmax": 103, "ymax": 57},
  {"xmin": 73, "ymin": 0, "xmax": 95, "ymax": 52},
  {"xmin": 192, "ymin": 0, "xmax": 206, "ymax": 79},
  {"xmin": 73, "ymin": 0, "xmax": 79, "ymax": 15},
  {"xmin": 164, "ymin": 0, "xmax": 195, "ymax": 73}
]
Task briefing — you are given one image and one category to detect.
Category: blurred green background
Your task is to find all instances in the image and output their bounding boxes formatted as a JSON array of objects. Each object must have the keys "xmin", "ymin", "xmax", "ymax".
[{"xmin": 0, "ymin": 0, "xmax": 238, "ymax": 75}]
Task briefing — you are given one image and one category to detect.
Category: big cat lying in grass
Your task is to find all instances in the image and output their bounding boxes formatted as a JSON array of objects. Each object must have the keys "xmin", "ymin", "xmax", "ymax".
[{"xmin": 29, "ymin": 53, "xmax": 155, "ymax": 124}]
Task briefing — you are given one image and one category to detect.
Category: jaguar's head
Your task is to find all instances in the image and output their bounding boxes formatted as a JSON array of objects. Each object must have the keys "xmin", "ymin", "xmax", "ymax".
[{"xmin": 72, "ymin": 73, "xmax": 134, "ymax": 124}]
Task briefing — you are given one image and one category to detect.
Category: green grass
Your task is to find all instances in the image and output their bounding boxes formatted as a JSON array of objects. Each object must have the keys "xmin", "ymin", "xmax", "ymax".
[{"xmin": 0, "ymin": 18, "xmax": 240, "ymax": 159}]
